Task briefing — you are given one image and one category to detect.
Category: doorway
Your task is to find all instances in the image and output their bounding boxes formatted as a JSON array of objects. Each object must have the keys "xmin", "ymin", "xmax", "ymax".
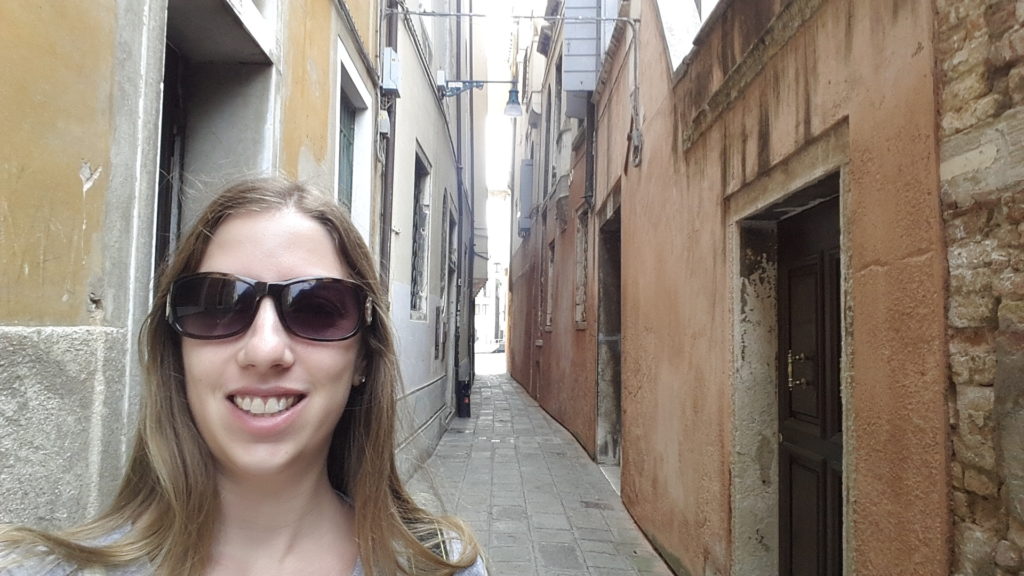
[
  {"xmin": 777, "ymin": 194, "xmax": 842, "ymax": 576},
  {"xmin": 597, "ymin": 209, "xmax": 622, "ymax": 467}
]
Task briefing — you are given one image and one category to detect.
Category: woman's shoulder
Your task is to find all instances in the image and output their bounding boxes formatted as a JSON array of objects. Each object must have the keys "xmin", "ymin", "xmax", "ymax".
[
  {"xmin": 0, "ymin": 552, "xmax": 149, "ymax": 576},
  {"xmin": 444, "ymin": 535, "xmax": 487, "ymax": 576},
  {"xmin": 453, "ymin": 555, "xmax": 487, "ymax": 575},
  {"xmin": 0, "ymin": 529, "xmax": 150, "ymax": 576}
]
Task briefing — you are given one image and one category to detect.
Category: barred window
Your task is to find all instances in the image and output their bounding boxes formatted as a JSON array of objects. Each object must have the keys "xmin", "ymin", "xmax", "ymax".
[
  {"xmin": 337, "ymin": 93, "xmax": 356, "ymax": 210},
  {"xmin": 411, "ymin": 154, "xmax": 430, "ymax": 315}
]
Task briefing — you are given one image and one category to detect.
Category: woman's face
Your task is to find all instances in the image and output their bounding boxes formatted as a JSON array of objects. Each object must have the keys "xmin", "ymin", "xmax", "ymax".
[{"xmin": 181, "ymin": 209, "xmax": 362, "ymax": 483}]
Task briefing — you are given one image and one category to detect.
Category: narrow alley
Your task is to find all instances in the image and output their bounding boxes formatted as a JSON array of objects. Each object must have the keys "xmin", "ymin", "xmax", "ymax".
[{"xmin": 409, "ymin": 354, "xmax": 674, "ymax": 576}]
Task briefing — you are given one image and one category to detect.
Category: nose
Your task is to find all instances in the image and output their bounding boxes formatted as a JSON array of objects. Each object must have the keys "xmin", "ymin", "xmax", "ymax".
[{"xmin": 237, "ymin": 297, "xmax": 295, "ymax": 370}]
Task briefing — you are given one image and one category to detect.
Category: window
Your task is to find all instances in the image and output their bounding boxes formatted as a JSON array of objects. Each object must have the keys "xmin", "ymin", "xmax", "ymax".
[
  {"xmin": 575, "ymin": 207, "xmax": 589, "ymax": 326},
  {"xmin": 338, "ymin": 93, "xmax": 355, "ymax": 210},
  {"xmin": 411, "ymin": 153, "xmax": 431, "ymax": 315}
]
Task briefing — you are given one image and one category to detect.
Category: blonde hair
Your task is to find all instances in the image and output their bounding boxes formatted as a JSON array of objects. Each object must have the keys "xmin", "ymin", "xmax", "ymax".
[{"xmin": 0, "ymin": 178, "xmax": 480, "ymax": 575}]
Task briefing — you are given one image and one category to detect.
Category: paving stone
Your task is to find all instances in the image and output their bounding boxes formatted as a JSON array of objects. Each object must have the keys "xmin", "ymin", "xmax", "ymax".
[
  {"xmin": 409, "ymin": 355, "xmax": 671, "ymax": 576},
  {"xmin": 533, "ymin": 528, "xmax": 577, "ymax": 543},
  {"xmin": 530, "ymin": 512, "xmax": 573, "ymax": 530},
  {"xmin": 537, "ymin": 542, "xmax": 587, "ymax": 571},
  {"xmin": 490, "ymin": 561, "xmax": 536, "ymax": 575},
  {"xmin": 584, "ymin": 550, "xmax": 634, "ymax": 570}
]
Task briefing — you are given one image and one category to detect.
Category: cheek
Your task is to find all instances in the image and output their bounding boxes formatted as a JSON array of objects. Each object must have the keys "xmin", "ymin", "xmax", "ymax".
[{"xmin": 180, "ymin": 341, "xmax": 217, "ymax": 401}]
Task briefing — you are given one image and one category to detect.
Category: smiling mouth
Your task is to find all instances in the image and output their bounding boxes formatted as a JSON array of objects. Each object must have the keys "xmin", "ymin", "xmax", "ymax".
[{"xmin": 230, "ymin": 395, "xmax": 304, "ymax": 416}]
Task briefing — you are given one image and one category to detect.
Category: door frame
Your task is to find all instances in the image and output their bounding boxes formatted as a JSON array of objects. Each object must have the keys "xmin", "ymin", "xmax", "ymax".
[{"xmin": 725, "ymin": 122, "xmax": 851, "ymax": 576}]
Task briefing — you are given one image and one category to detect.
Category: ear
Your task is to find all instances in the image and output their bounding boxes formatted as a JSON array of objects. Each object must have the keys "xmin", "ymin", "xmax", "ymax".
[{"xmin": 352, "ymin": 355, "xmax": 367, "ymax": 387}]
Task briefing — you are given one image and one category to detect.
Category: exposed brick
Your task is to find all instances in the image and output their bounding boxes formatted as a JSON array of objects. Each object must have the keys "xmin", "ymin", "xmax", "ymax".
[
  {"xmin": 996, "ymin": 540, "xmax": 1023, "ymax": 569},
  {"xmin": 994, "ymin": 271, "xmax": 1024, "ymax": 296},
  {"xmin": 949, "ymin": 240, "xmax": 1000, "ymax": 270},
  {"xmin": 1000, "ymin": 299, "xmax": 1024, "ymax": 331},
  {"xmin": 955, "ymin": 433, "xmax": 998, "ymax": 471},
  {"xmin": 956, "ymin": 489, "xmax": 974, "ymax": 519},
  {"xmin": 1010, "ymin": 65, "xmax": 1024, "ymax": 106},
  {"xmin": 1005, "ymin": 191, "xmax": 1024, "ymax": 224},
  {"xmin": 992, "ymin": 27, "xmax": 1024, "ymax": 67},
  {"xmin": 988, "ymin": 1, "xmax": 1020, "ymax": 41},
  {"xmin": 957, "ymin": 521, "xmax": 1000, "ymax": 573},
  {"xmin": 950, "ymin": 292, "xmax": 1000, "ymax": 328},
  {"xmin": 975, "ymin": 495, "xmax": 1010, "ymax": 532},
  {"xmin": 1009, "ymin": 517, "xmax": 1024, "ymax": 548},
  {"xmin": 1013, "ymin": 244, "xmax": 1024, "ymax": 270},
  {"xmin": 948, "ymin": 36, "xmax": 994, "ymax": 78},
  {"xmin": 967, "ymin": 468, "xmax": 1001, "ymax": 497},
  {"xmin": 992, "ymin": 227, "xmax": 1024, "ymax": 250},
  {"xmin": 954, "ymin": 267, "xmax": 997, "ymax": 293},
  {"xmin": 959, "ymin": 384, "xmax": 997, "ymax": 412},
  {"xmin": 950, "ymin": 328, "xmax": 997, "ymax": 352},
  {"xmin": 952, "ymin": 348, "xmax": 998, "ymax": 386},
  {"xmin": 941, "ymin": 5, "xmax": 1024, "ymax": 575},
  {"xmin": 943, "ymin": 92, "xmax": 1011, "ymax": 136},
  {"xmin": 945, "ymin": 68, "xmax": 994, "ymax": 111}
]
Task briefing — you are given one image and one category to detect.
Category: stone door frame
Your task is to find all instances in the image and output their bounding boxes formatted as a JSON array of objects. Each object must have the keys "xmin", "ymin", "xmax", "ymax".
[{"xmin": 726, "ymin": 122, "xmax": 852, "ymax": 576}]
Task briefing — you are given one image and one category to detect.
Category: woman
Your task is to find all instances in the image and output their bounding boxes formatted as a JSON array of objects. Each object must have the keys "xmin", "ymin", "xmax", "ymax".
[{"xmin": 0, "ymin": 178, "xmax": 485, "ymax": 575}]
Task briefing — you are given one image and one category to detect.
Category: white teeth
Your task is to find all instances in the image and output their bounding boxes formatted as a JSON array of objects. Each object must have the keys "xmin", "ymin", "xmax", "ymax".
[{"xmin": 232, "ymin": 395, "xmax": 298, "ymax": 416}]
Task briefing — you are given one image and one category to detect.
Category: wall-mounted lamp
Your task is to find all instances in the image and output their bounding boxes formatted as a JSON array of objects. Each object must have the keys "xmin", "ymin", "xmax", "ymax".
[{"xmin": 439, "ymin": 79, "xmax": 523, "ymax": 117}]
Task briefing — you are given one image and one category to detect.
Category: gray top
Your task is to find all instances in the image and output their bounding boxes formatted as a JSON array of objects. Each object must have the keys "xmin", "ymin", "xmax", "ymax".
[{"xmin": 1, "ymin": 541, "xmax": 488, "ymax": 575}]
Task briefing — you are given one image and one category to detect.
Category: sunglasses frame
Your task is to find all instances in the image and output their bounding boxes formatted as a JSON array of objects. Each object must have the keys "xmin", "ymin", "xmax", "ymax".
[{"xmin": 166, "ymin": 272, "xmax": 373, "ymax": 342}]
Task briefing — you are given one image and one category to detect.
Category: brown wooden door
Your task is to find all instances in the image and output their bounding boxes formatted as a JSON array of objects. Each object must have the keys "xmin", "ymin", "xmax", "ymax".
[{"xmin": 778, "ymin": 195, "xmax": 842, "ymax": 576}]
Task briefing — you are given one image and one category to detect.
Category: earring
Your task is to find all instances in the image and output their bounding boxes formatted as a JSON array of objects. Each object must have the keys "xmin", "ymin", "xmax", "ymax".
[{"xmin": 359, "ymin": 375, "xmax": 367, "ymax": 385}]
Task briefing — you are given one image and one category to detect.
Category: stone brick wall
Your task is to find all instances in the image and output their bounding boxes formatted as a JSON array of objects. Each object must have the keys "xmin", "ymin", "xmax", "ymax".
[
  {"xmin": 939, "ymin": 1, "xmax": 1024, "ymax": 574},
  {"xmin": 939, "ymin": 0, "xmax": 1023, "ymax": 136}
]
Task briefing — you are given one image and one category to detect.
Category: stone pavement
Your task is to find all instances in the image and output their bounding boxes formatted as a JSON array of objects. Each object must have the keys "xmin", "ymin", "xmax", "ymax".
[{"xmin": 408, "ymin": 353, "xmax": 675, "ymax": 576}]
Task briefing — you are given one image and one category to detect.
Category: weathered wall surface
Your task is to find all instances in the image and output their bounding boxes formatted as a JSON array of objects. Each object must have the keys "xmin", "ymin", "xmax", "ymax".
[
  {"xmin": 937, "ymin": 1, "xmax": 1024, "ymax": 573},
  {"xmin": 593, "ymin": 0, "xmax": 949, "ymax": 573},
  {"xmin": 509, "ymin": 236, "xmax": 539, "ymax": 397},
  {"xmin": 531, "ymin": 144, "xmax": 598, "ymax": 457},
  {"xmin": 388, "ymin": 13, "xmax": 464, "ymax": 472},
  {"xmin": 0, "ymin": 0, "xmax": 165, "ymax": 526},
  {"xmin": 281, "ymin": 0, "xmax": 341, "ymax": 182},
  {"xmin": 0, "ymin": 3, "xmax": 115, "ymax": 325}
]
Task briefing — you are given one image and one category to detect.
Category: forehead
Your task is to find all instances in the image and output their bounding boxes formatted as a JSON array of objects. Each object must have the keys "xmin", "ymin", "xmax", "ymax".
[{"xmin": 198, "ymin": 209, "xmax": 351, "ymax": 281}]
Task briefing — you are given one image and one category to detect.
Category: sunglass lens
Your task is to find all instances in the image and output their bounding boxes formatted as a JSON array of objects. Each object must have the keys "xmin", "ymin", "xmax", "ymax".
[
  {"xmin": 172, "ymin": 276, "xmax": 256, "ymax": 339},
  {"xmin": 281, "ymin": 279, "xmax": 363, "ymax": 340}
]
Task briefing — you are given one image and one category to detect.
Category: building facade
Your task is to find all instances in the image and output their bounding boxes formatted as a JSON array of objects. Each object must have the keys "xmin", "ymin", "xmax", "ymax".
[
  {"xmin": 509, "ymin": 0, "xmax": 1024, "ymax": 574},
  {"xmin": 0, "ymin": 0, "xmax": 486, "ymax": 528},
  {"xmin": 383, "ymin": 0, "xmax": 490, "ymax": 477}
]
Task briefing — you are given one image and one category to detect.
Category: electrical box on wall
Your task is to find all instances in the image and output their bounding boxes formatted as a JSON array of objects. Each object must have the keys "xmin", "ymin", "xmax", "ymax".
[
  {"xmin": 563, "ymin": 0, "xmax": 600, "ymax": 91},
  {"xmin": 380, "ymin": 47, "xmax": 400, "ymax": 94}
]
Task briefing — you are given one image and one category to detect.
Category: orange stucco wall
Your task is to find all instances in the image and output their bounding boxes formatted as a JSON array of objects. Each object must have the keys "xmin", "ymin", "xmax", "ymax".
[
  {"xmin": 533, "ymin": 145, "xmax": 598, "ymax": 457},
  {"xmin": 592, "ymin": 0, "xmax": 949, "ymax": 573},
  {"xmin": 508, "ymin": 242, "xmax": 537, "ymax": 396},
  {"xmin": 0, "ymin": 3, "xmax": 116, "ymax": 325}
]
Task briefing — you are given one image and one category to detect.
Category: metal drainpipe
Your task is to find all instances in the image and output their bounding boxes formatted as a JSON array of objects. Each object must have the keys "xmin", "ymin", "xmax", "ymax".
[
  {"xmin": 453, "ymin": 0, "xmax": 465, "ymax": 395},
  {"xmin": 379, "ymin": 0, "xmax": 399, "ymax": 286},
  {"xmin": 467, "ymin": 0, "xmax": 476, "ymax": 383}
]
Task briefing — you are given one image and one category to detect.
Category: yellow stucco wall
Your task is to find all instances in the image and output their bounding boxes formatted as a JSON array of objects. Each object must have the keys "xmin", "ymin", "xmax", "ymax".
[
  {"xmin": 280, "ymin": 0, "xmax": 335, "ymax": 179},
  {"xmin": 346, "ymin": 0, "xmax": 377, "ymax": 55},
  {"xmin": 0, "ymin": 3, "xmax": 115, "ymax": 325}
]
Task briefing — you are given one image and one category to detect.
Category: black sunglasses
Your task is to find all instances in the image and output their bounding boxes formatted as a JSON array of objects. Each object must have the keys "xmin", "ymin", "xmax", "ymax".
[{"xmin": 166, "ymin": 273, "xmax": 373, "ymax": 342}]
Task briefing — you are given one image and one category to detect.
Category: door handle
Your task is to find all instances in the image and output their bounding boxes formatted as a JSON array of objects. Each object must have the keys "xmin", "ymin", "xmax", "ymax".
[{"xmin": 787, "ymin": 349, "xmax": 811, "ymax": 391}]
